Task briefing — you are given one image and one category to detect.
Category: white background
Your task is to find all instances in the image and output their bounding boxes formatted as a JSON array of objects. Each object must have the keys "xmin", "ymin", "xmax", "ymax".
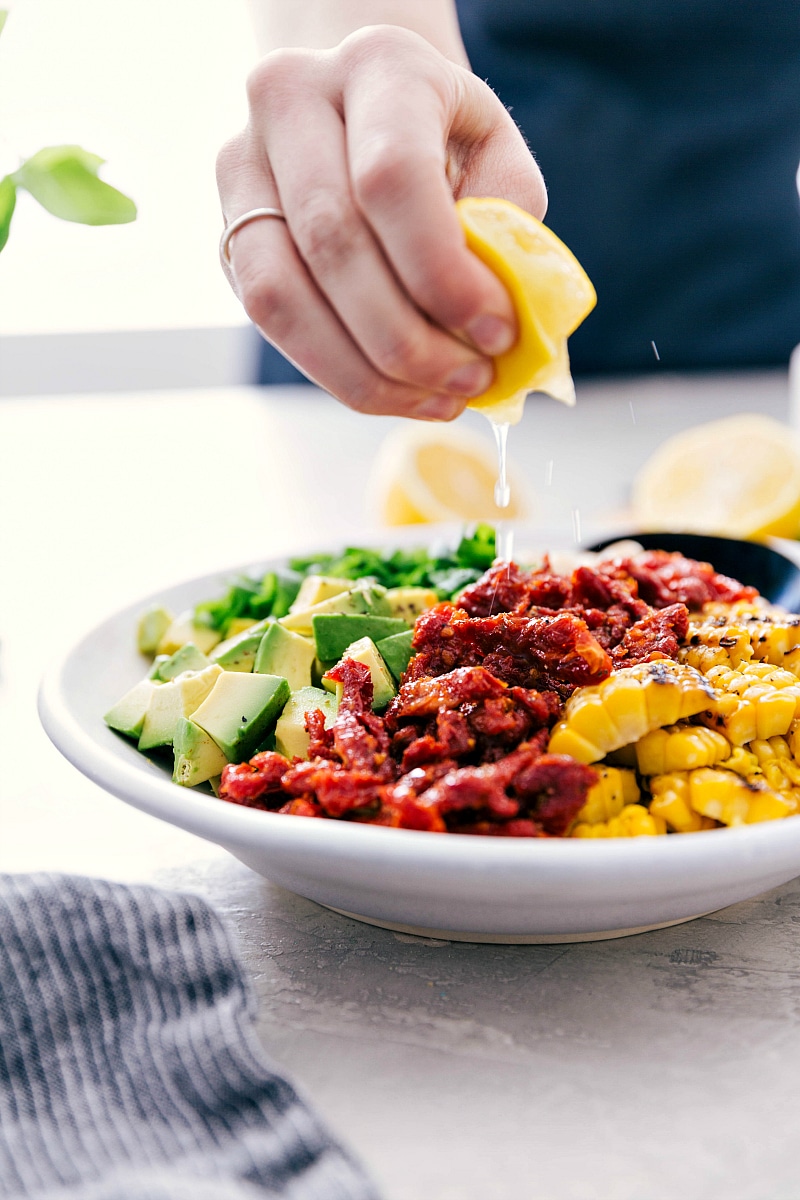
[{"xmin": 0, "ymin": 0, "xmax": 257, "ymax": 335}]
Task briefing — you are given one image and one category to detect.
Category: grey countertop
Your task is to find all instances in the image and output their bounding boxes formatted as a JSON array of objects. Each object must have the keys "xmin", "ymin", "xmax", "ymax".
[{"xmin": 3, "ymin": 373, "xmax": 799, "ymax": 1200}]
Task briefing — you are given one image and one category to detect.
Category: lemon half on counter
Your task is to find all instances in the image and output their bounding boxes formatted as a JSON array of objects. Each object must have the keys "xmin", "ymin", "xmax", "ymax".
[
  {"xmin": 455, "ymin": 197, "xmax": 597, "ymax": 425},
  {"xmin": 632, "ymin": 414, "xmax": 800, "ymax": 540}
]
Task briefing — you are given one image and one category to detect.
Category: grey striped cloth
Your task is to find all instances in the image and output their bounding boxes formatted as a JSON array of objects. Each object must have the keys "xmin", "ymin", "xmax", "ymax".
[{"xmin": 0, "ymin": 874, "xmax": 379, "ymax": 1200}]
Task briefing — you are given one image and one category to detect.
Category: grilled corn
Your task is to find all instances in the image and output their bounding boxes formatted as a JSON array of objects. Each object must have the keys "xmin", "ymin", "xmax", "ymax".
[
  {"xmin": 572, "ymin": 804, "xmax": 666, "ymax": 838},
  {"xmin": 548, "ymin": 661, "xmax": 716, "ymax": 764},
  {"xmin": 649, "ymin": 767, "xmax": 793, "ymax": 828}
]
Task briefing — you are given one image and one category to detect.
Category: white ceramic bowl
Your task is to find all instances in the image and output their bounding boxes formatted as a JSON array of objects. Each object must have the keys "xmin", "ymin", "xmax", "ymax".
[{"xmin": 38, "ymin": 537, "xmax": 800, "ymax": 943}]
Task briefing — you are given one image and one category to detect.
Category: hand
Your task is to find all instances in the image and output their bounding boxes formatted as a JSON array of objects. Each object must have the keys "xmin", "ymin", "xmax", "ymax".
[{"xmin": 217, "ymin": 25, "xmax": 547, "ymax": 419}]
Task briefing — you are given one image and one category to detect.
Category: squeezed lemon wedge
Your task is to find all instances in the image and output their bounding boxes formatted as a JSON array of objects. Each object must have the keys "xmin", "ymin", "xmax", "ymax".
[
  {"xmin": 455, "ymin": 197, "xmax": 596, "ymax": 424},
  {"xmin": 632, "ymin": 414, "xmax": 800, "ymax": 540}
]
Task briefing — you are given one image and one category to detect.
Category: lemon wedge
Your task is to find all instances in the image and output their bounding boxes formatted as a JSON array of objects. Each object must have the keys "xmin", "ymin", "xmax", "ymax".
[
  {"xmin": 455, "ymin": 197, "xmax": 597, "ymax": 425},
  {"xmin": 631, "ymin": 414, "xmax": 800, "ymax": 540},
  {"xmin": 367, "ymin": 423, "xmax": 531, "ymax": 525}
]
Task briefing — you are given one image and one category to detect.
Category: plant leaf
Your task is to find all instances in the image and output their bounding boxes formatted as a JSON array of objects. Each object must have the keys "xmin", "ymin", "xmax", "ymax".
[
  {"xmin": 0, "ymin": 11, "xmax": 8, "ymax": 38},
  {"xmin": 14, "ymin": 145, "xmax": 137, "ymax": 225},
  {"xmin": 0, "ymin": 175, "xmax": 17, "ymax": 252}
]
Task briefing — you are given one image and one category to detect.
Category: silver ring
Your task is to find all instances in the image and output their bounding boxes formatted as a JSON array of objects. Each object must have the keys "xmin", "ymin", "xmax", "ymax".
[{"xmin": 219, "ymin": 207, "xmax": 286, "ymax": 265}]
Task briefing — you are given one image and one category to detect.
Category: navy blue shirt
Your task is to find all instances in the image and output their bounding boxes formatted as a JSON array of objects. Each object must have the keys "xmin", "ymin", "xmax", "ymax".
[{"xmin": 259, "ymin": 1, "xmax": 800, "ymax": 382}]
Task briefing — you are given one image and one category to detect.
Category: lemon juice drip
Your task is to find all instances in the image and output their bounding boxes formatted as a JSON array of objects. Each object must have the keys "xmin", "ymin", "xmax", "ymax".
[{"xmin": 490, "ymin": 419, "xmax": 514, "ymax": 563}]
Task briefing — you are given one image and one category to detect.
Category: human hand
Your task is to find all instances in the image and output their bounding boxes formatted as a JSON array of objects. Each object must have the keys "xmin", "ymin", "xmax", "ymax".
[{"xmin": 217, "ymin": 25, "xmax": 547, "ymax": 419}]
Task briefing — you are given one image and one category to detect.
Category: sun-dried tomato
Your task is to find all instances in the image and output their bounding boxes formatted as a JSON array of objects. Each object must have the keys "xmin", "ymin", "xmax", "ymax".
[
  {"xmin": 611, "ymin": 602, "xmax": 689, "ymax": 666},
  {"xmin": 219, "ymin": 751, "xmax": 290, "ymax": 808},
  {"xmin": 609, "ymin": 550, "xmax": 757, "ymax": 610}
]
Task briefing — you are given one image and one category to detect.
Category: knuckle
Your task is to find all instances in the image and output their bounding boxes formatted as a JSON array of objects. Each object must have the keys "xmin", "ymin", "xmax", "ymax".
[
  {"xmin": 343, "ymin": 374, "xmax": 405, "ymax": 417},
  {"xmin": 352, "ymin": 148, "xmax": 414, "ymax": 211},
  {"xmin": 340, "ymin": 23, "xmax": 416, "ymax": 68},
  {"xmin": 215, "ymin": 133, "xmax": 248, "ymax": 190},
  {"xmin": 372, "ymin": 330, "xmax": 431, "ymax": 382},
  {"xmin": 292, "ymin": 193, "xmax": 359, "ymax": 277},
  {"xmin": 246, "ymin": 49, "xmax": 305, "ymax": 110},
  {"xmin": 235, "ymin": 263, "xmax": 291, "ymax": 340}
]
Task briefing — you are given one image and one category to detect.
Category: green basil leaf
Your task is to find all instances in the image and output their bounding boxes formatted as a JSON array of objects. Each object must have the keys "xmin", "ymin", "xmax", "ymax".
[
  {"xmin": 14, "ymin": 145, "xmax": 136, "ymax": 225},
  {"xmin": 0, "ymin": 175, "xmax": 16, "ymax": 252}
]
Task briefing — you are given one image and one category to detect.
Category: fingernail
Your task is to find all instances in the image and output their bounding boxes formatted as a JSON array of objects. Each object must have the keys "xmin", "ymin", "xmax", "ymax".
[
  {"xmin": 465, "ymin": 314, "xmax": 515, "ymax": 356},
  {"xmin": 412, "ymin": 394, "xmax": 465, "ymax": 422},
  {"xmin": 444, "ymin": 359, "xmax": 493, "ymax": 397}
]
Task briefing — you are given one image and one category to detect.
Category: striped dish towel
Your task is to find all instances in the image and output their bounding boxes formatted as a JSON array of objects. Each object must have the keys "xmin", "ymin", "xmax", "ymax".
[{"xmin": 0, "ymin": 874, "xmax": 379, "ymax": 1200}]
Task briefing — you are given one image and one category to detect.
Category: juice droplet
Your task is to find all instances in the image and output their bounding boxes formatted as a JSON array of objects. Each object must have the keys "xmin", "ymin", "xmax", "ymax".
[
  {"xmin": 491, "ymin": 420, "xmax": 511, "ymax": 509},
  {"xmin": 495, "ymin": 523, "xmax": 515, "ymax": 563}
]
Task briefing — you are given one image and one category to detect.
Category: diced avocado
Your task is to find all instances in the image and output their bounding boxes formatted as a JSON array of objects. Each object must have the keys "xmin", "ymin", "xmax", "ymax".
[
  {"xmin": 254, "ymin": 623, "xmax": 315, "ymax": 690},
  {"xmin": 275, "ymin": 686, "xmax": 338, "ymax": 761},
  {"xmin": 280, "ymin": 583, "xmax": 390, "ymax": 635},
  {"xmin": 148, "ymin": 655, "xmax": 169, "ymax": 680},
  {"xmin": 311, "ymin": 613, "xmax": 409, "ymax": 662},
  {"xmin": 173, "ymin": 717, "xmax": 229, "ymax": 787},
  {"xmin": 137, "ymin": 605, "xmax": 174, "ymax": 656},
  {"xmin": 210, "ymin": 618, "xmax": 272, "ymax": 672},
  {"xmin": 191, "ymin": 671, "xmax": 291, "ymax": 763},
  {"xmin": 289, "ymin": 574, "xmax": 352, "ymax": 613},
  {"xmin": 384, "ymin": 587, "xmax": 440, "ymax": 622},
  {"xmin": 323, "ymin": 637, "xmax": 396, "ymax": 711},
  {"xmin": 225, "ymin": 617, "xmax": 258, "ymax": 639},
  {"xmin": 138, "ymin": 664, "xmax": 223, "ymax": 751},
  {"xmin": 157, "ymin": 609, "xmax": 222, "ymax": 656},
  {"xmin": 104, "ymin": 678, "xmax": 162, "ymax": 739},
  {"xmin": 376, "ymin": 629, "xmax": 415, "ymax": 682},
  {"xmin": 152, "ymin": 643, "xmax": 209, "ymax": 682}
]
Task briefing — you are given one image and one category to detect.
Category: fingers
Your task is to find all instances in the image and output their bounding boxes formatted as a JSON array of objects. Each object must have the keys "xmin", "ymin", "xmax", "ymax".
[
  {"xmin": 258, "ymin": 86, "xmax": 494, "ymax": 397},
  {"xmin": 340, "ymin": 29, "xmax": 533, "ymax": 354},
  {"xmin": 216, "ymin": 140, "xmax": 467, "ymax": 420}
]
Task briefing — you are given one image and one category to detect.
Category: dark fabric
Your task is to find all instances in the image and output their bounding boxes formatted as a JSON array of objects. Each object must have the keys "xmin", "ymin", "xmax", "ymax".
[
  {"xmin": 0, "ymin": 874, "xmax": 378, "ymax": 1200},
  {"xmin": 457, "ymin": 0, "xmax": 800, "ymax": 374}
]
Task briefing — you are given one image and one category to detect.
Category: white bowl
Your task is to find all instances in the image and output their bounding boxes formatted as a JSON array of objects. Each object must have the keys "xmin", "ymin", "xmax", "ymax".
[{"xmin": 38, "ymin": 537, "xmax": 800, "ymax": 943}]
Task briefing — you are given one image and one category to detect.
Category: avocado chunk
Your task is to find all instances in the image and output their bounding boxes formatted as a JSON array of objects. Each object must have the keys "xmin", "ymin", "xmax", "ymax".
[
  {"xmin": 190, "ymin": 671, "xmax": 291, "ymax": 763},
  {"xmin": 173, "ymin": 717, "xmax": 229, "ymax": 787},
  {"xmin": 384, "ymin": 587, "xmax": 440, "ymax": 622},
  {"xmin": 323, "ymin": 637, "xmax": 396, "ymax": 711},
  {"xmin": 375, "ymin": 629, "xmax": 415, "ymax": 683},
  {"xmin": 157, "ymin": 609, "xmax": 222, "ymax": 656},
  {"xmin": 280, "ymin": 582, "xmax": 390, "ymax": 635},
  {"xmin": 224, "ymin": 617, "xmax": 259, "ymax": 639},
  {"xmin": 210, "ymin": 618, "xmax": 272, "ymax": 672},
  {"xmin": 254, "ymin": 623, "xmax": 315, "ymax": 690},
  {"xmin": 289, "ymin": 574, "xmax": 352, "ymax": 613},
  {"xmin": 104, "ymin": 678, "xmax": 162, "ymax": 740},
  {"xmin": 275, "ymin": 686, "xmax": 338, "ymax": 760},
  {"xmin": 152, "ymin": 643, "xmax": 209, "ymax": 682},
  {"xmin": 312, "ymin": 613, "xmax": 409, "ymax": 663},
  {"xmin": 138, "ymin": 664, "xmax": 223, "ymax": 751},
  {"xmin": 137, "ymin": 605, "xmax": 174, "ymax": 656}
]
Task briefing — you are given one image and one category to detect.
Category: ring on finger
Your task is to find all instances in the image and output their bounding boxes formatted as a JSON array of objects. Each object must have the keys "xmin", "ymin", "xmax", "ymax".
[{"xmin": 219, "ymin": 207, "xmax": 286, "ymax": 266}]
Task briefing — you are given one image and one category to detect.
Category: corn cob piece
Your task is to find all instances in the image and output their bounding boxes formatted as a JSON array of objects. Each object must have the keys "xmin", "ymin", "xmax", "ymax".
[
  {"xmin": 747, "ymin": 736, "xmax": 800, "ymax": 804},
  {"xmin": 649, "ymin": 768, "xmax": 794, "ymax": 828},
  {"xmin": 572, "ymin": 766, "xmax": 640, "ymax": 827},
  {"xmin": 634, "ymin": 723, "xmax": 731, "ymax": 776},
  {"xmin": 698, "ymin": 663, "xmax": 800, "ymax": 745},
  {"xmin": 572, "ymin": 804, "xmax": 666, "ymax": 838},
  {"xmin": 548, "ymin": 662, "xmax": 716, "ymax": 765},
  {"xmin": 682, "ymin": 612, "xmax": 800, "ymax": 674},
  {"xmin": 648, "ymin": 773, "xmax": 718, "ymax": 833}
]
